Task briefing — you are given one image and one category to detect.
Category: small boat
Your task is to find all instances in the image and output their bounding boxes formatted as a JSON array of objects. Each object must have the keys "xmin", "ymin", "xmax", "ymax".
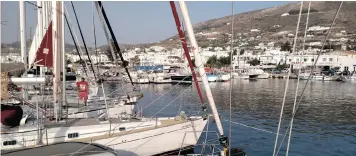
[
  {"xmin": 151, "ymin": 76, "xmax": 172, "ymax": 84},
  {"xmin": 216, "ymin": 73, "xmax": 231, "ymax": 82},
  {"xmin": 247, "ymin": 68, "xmax": 264, "ymax": 79},
  {"xmin": 170, "ymin": 75, "xmax": 192, "ymax": 84},
  {"xmin": 232, "ymin": 69, "xmax": 249, "ymax": 79},
  {"xmin": 207, "ymin": 74, "xmax": 218, "ymax": 82},
  {"xmin": 351, "ymin": 75, "xmax": 356, "ymax": 82},
  {"xmin": 148, "ymin": 72, "xmax": 172, "ymax": 84},
  {"xmin": 257, "ymin": 72, "xmax": 270, "ymax": 79}
]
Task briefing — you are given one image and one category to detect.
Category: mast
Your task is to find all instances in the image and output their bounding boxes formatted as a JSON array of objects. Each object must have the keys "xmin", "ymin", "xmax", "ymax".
[
  {"xmin": 52, "ymin": 1, "xmax": 64, "ymax": 121},
  {"xmin": 19, "ymin": 1, "xmax": 28, "ymax": 100},
  {"xmin": 61, "ymin": 1, "xmax": 66, "ymax": 120},
  {"xmin": 169, "ymin": 1, "xmax": 204, "ymax": 105},
  {"xmin": 178, "ymin": 1, "xmax": 224, "ymax": 136}
]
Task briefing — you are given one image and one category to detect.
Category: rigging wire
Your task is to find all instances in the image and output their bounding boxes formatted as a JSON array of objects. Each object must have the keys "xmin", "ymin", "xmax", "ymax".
[
  {"xmin": 25, "ymin": 1, "xmax": 42, "ymax": 8},
  {"xmin": 96, "ymin": 1, "xmax": 134, "ymax": 86},
  {"xmin": 223, "ymin": 119, "xmax": 283, "ymax": 136},
  {"xmin": 272, "ymin": 2, "xmax": 304, "ymax": 156},
  {"xmin": 286, "ymin": 2, "xmax": 311, "ymax": 156},
  {"xmin": 92, "ymin": 2, "xmax": 100, "ymax": 73},
  {"xmin": 70, "ymin": 1, "xmax": 97, "ymax": 80},
  {"xmin": 228, "ymin": 1, "xmax": 234, "ymax": 155},
  {"xmin": 64, "ymin": 4, "xmax": 92, "ymax": 79},
  {"xmin": 275, "ymin": 2, "xmax": 343, "ymax": 156},
  {"xmin": 63, "ymin": 12, "xmax": 89, "ymax": 78}
]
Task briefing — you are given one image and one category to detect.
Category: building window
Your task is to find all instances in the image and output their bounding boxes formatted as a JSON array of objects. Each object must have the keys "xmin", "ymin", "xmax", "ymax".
[
  {"xmin": 311, "ymin": 58, "xmax": 315, "ymax": 62},
  {"xmin": 289, "ymin": 59, "xmax": 292, "ymax": 62},
  {"xmin": 119, "ymin": 127, "xmax": 126, "ymax": 131},
  {"xmin": 322, "ymin": 58, "xmax": 326, "ymax": 62},
  {"xmin": 304, "ymin": 58, "xmax": 308, "ymax": 62},
  {"xmin": 329, "ymin": 58, "xmax": 333, "ymax": 61}
]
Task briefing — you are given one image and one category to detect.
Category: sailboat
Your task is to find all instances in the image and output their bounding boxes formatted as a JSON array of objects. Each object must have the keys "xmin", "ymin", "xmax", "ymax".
[{"xmin": 0, "ymin": 1, "xmax": 217, "ymax": 155}]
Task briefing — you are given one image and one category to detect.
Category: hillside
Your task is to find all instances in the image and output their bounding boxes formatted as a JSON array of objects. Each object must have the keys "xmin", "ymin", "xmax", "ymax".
[{"xmin": 150, "ymin": 1, "xmax": 356, "ymax": 49}]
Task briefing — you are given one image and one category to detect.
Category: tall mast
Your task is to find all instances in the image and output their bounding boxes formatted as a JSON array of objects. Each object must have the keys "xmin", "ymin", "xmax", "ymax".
[
  {"xmin": 52, "ymin": 1, "xmax": 64, "ymax": 121},
  {"xmin": 38, "ymin": 0, "xmax": 44, "ymax": 77},
  {"xmin": 178, "ymin": 1, "xmax": 224, "ymax": 136},
  {"xmin": 19, "ymin": 1, "xmax": 28, "ymax": 100},
  {"xmin": 61, "ymin": 0, "xmax": 66, "ymax": 120}
]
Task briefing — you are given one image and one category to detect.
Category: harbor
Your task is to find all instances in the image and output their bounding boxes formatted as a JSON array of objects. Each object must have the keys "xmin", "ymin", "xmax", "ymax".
[{"xmin": 1, "ymin": 1, "xmax": 356, "ymax": 156}]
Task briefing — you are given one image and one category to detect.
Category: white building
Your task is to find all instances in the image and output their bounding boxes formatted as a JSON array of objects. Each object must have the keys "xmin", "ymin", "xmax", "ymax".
[
  {"xmin": 307, "ymin": 26, "xmax": 329, "ymax": 32},
  {"xmin": 281, "ymin": 13, "xmax": 290, "ymax": 16},
  {"xmin": 66, "ymin": 53, "xmax": 110, "ymax": 63},
  {"xmin": 286, "ymin": 51, "xmax": 356, "ymax": 72},
  {"xmin": 1, "ymin": 53, "xmax": 22, "ymax": 63}
]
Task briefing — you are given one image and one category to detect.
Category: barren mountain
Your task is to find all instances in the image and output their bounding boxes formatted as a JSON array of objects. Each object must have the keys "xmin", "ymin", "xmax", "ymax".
[{"xmin": 152, "ymin": 1, "xmax": 356, "ymax": 49}]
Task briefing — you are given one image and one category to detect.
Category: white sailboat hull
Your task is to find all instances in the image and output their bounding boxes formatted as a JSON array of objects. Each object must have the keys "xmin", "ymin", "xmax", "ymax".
[
  {"xmin": 96, "ymin": 117, "xmax": 207, "ymax": 156},
  {"xmin": 1, "ymin": 117, "xmax": 207, "ymax": 156}
]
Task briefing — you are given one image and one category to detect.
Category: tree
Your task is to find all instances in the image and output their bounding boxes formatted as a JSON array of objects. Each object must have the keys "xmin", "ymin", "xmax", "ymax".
[
  {"xmin": 248, "ymin": 58, "xmax": 260, "ymax": 66},
  {"xmin": 280, "ymin": 41, "xmax": 291, "ymax": 52},
  {"xmin": 66, "ymin": 59, "xmax": 72, "ymax": 64},
  {"xmin": 276, "ymin": 63, "xmax": 289, "ymax": 70},
  {"xmin": 239, "ymin": 49, "xmax": 245, "ymax": 55},
  {"xmin": 218, "ymin": 56, "xmax": 230, "ymax": 66},
  {"xmin": 232, "ymin": 49, "xmax": 237, "ymax": 55},
  {"xmin": 206, "ymin": 55, "xmax": 218, "ymax": 65},
  {"xmin": 133, "ymin": 56, "xmax": 140, "ymax": 65}
]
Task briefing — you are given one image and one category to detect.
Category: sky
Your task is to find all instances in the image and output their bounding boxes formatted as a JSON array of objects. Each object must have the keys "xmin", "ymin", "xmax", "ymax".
[{"xmin": 1, "ymin": 1, "xmax": 291, "ymax": 46}]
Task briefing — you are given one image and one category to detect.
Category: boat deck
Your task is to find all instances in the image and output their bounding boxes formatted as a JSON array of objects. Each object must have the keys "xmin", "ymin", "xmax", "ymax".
[{"xmin": 44, "ymin": 118, "xmax": 145, "ymax": 128}]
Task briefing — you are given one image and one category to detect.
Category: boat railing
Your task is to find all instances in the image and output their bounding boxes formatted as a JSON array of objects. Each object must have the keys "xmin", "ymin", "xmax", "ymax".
[{"xmin": 179, "ymin": 130, "xmax": 222, "ymax": 155}]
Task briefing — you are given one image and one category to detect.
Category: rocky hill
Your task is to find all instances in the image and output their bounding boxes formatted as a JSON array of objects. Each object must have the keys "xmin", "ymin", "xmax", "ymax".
[{"xmin": 151, "ymin": 1, "xmax": 356, "ymax": 49}]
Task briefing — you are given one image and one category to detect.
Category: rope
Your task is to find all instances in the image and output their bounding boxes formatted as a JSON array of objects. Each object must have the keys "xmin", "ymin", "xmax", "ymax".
[
  {"xmin": 286, "ymin": 2, "xmax": 311, "ymax": 156},
  {"xmin": 228, "ymin": 1, "xmax": 235, "ymax": 155},
  {"xmin": 272, "ymin": 2, "xmax": 304, "ymax": 156},
  {"xmin": 275, "ymin": 2, "xmax": 343, "ymax": 156},
  {"xmin": 223, "ymin": 119, "xmax": 283, "ymax": 136}
]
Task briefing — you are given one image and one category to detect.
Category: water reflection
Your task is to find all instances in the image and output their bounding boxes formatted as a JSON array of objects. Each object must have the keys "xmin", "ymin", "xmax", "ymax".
[{"xmin": 102, "ymin": 80, "xmax": 356, "ymax": 155}]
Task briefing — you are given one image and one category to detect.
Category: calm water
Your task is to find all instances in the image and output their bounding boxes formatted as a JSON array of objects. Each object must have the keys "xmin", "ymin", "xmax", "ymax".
[{"xmin": 103, "ymin": 79, "xmax": 356, "ymax": 156}]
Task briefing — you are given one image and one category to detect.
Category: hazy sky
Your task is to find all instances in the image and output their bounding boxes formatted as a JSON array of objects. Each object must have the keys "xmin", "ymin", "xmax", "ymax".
[{"xmin": 1, "ymin": 1, "xmax": 290, "ymax": 46}]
